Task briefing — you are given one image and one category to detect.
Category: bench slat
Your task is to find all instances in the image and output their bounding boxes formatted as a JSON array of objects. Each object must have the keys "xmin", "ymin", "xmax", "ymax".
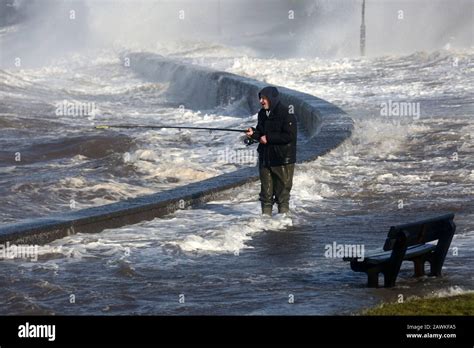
[
  {"xmin": 404, "ymin": 243, "xmax": 436, "ymax": 259},
  {"xmin": 343, "ymin": 244, "xmax": 436, "ymax": 264}
]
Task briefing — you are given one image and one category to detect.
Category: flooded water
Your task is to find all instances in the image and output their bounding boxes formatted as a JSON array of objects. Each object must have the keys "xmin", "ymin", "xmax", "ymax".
[
  {"xmin": 0, "ymin": 40, "xmax": 472, "ymax": 314},
  {"xmin": 0, "ymin": 51, "xmax": 258, "ymax": 223}
]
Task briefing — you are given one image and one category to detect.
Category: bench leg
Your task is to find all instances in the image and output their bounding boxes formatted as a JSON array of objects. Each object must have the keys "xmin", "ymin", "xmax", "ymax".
[
  {"xmin": 367, "ymin": 271, "xmax": 379, "ymax": 288},
  {"xmin": 429, "ymin": 258, "xmax": 442, "ymax": 277},
  {"xmin": 413, "ymin": 258, "xmax": 425, "ymax": 277},
  {"xmin": 383, "ymin": 272, "xmax": 397, "ymax": 288}
]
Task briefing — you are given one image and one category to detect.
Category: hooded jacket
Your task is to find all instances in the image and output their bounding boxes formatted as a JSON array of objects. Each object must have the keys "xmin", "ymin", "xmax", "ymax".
[{"xmin": 251, "ymin": 86, "xmax": 297, "ymax": 167}]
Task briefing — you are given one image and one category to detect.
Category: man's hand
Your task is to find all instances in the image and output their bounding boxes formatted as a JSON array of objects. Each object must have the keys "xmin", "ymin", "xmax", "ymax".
[
  {"xmin": 245, "ymin": 127, "xmax": 254, "ymax": 137},
  {"xmin": 259, "ymin": 135, "xmax": 267, "ymax": 144}
]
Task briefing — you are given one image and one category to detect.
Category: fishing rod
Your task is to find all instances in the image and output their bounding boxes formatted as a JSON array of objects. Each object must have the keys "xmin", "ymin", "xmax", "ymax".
[
  {"xmin": 95, "ymin": 124, "xmax": 247, "ymax": 133},
  {"xmin": 95, "ymin": 124, "xmax": 258, "ymax": 145}
]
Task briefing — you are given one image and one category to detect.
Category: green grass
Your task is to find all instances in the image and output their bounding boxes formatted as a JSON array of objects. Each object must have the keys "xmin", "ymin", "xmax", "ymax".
[{"xmin": 362, "ymin": 293, "xmax": 474, "ymax": 315}]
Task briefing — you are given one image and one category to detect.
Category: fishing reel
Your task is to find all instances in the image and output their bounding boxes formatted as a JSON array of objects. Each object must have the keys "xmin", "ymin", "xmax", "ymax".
[
  {"xmin": 242, "ymin": 135, "xmax": 258, "ymax": 146},
  {"xmin": 242, "ymin": 136, "xmax": 258, "ymax": 146}
]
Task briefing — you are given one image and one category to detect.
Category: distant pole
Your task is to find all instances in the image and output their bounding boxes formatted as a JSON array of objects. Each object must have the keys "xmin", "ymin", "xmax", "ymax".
[
  {"xmin": 360, "ymin": 0, "xmax": 366, "ymax": 56},
  {"xmin": 217, "ymin": 0, "xmax": 222, "ymax": 36}
]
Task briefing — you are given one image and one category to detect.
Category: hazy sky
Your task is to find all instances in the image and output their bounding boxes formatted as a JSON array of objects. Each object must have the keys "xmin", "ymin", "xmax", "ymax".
[{"xmin": 0, "ymin": 0, "xmax": 472, "ymax": 66}]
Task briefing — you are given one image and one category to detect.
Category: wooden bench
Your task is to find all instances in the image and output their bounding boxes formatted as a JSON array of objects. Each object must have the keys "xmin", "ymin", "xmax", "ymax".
[{"xmin": 343, "ymin": 214, "xmax": 456, "ymax": 288}]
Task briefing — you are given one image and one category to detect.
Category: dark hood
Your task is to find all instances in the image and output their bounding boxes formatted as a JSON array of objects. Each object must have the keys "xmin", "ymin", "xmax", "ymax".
[{"xmin": 258, "ymin": 86, "xmax": 280, "ymax": 111}]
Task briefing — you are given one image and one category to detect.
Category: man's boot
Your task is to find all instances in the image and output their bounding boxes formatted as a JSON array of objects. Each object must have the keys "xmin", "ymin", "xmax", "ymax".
[
  {"xmin": 278, "ymin": 204, "xmax": 290, "ymax": 214},
  {"xmin": 261, "ymin": 203, "xmax": 273, "ymax": 216}
]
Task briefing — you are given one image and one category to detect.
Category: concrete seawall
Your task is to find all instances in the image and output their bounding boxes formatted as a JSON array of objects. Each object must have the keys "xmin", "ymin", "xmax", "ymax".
[{"xmin": 0, "ymin": 53, "xmax": 353, "ymax": 245}]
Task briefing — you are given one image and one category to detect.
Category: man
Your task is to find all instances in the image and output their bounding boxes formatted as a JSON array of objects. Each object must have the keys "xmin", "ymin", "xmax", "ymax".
[{"xmin": 246, "ymin": 86, "xmax": 297, "ymax": 216}]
